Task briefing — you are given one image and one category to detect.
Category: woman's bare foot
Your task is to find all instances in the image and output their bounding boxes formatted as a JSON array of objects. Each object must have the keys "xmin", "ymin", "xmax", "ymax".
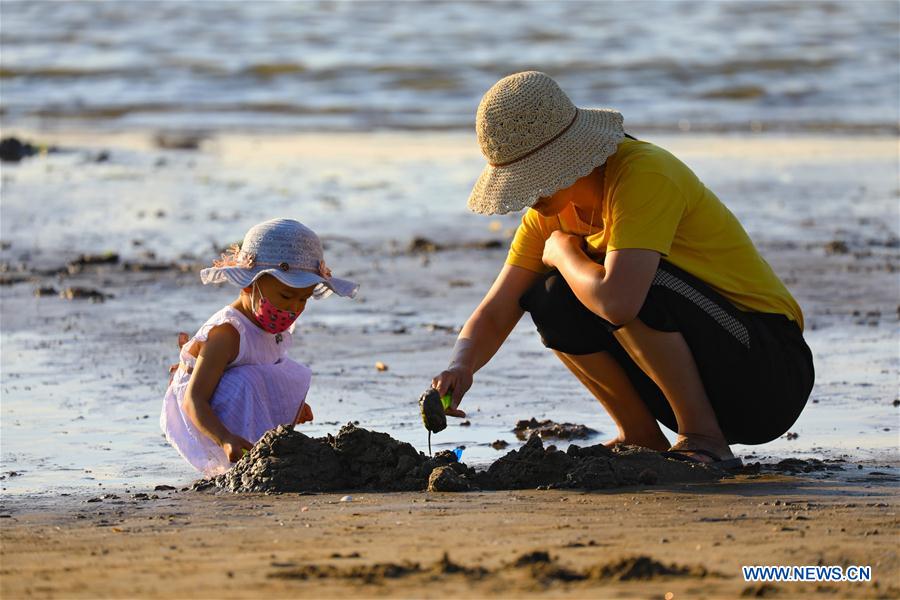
[
  {"xmin": 668, "ymin": 432, "xmax": 734, "ymax": 463},
  {"xmin": 603, "ymin": 433, "xmax": 670, "ymax": 452}
]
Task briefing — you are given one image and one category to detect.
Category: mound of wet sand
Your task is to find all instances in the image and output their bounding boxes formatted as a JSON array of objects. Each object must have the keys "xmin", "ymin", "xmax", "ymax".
[
  {"xmin": 513, "ymin": 418, "xmax": 598, "ymax": 440},
  {"xmin": 197, "ymin": 424, "xmax": 721, "ymax": 494},
  {"xmin": 428, "ymin": 465, "xmax": 476, "ymax": 492},
  {"xmin": 210, "ymin": 424, "xmax": 466, "ymax": 493},
  {"xmin": 268, "ymin": 550, "xmax": 714, "ymax": 586},
  {"xmin": 483, "ymin": 436, "xmax": 720, "ymax": 490}
]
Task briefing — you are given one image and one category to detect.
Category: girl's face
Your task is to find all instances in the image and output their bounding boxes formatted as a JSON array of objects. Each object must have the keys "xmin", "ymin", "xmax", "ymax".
[{"xmin": 245, "ymin": 275, "xmax": 316, "ymax": 315}]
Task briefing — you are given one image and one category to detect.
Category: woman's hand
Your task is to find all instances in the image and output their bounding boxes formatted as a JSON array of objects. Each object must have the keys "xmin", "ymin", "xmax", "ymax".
[
  {"xmin": 431, "ymin": 366, "xmax": 471, "ymax": 418},
  {"xmin": 222, "ymin": 434, "xmax": 253, "ymax": 463},
  {"xmin": 294, "ymin": 403, "xmax": 314, "ymax": 425},
  {"xmin": 542, "ymin": 230, "xmax": 584, "ymax": 269}
]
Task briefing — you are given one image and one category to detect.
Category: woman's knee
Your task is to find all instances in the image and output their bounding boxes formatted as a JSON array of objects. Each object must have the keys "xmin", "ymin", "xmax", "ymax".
[
  {"xmin": 521, "ymin": 270, "xmax": 610, "ymax": 331},
  {"xmin": 519, "ymin": 271, "xmax": 569, "ymax": 326}
]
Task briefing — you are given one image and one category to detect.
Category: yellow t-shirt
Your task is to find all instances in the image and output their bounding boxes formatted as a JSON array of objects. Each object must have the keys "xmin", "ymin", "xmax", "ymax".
[{"xmin": 506, "ymin": 138, "xmax": 804, "ymax": 329}]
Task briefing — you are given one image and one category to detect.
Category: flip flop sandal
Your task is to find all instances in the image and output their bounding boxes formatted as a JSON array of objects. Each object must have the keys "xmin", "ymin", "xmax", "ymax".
[{"xmin": 662, "ymin": 448, "xmax": 743, "ymax": 471}]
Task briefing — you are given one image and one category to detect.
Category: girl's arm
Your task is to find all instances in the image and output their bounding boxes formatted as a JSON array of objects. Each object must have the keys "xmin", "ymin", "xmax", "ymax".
[
  {"xmin": 432, "ymin": 263, "xmax": 540, "ymax": 414},
  {"xmin": 181, "ymin": 324, "xmax": 251, "ymax": 461}
]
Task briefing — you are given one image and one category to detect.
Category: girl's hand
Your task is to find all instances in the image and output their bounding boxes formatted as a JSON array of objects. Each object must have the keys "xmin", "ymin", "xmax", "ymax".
[
  {"xmin": 542, "ymin": 230, "xmax": 583, "ymax": 269},
  {"xmin": 222, "ymin": 434, "xmax": 253, "ymax": 463},
  {"xmin": 431, "ymin": 366, "xmax": 471, "ymax": 418},
  {"xmin": 167, "ymin": 332, "xmax": 192, "ymax": 385},
  {"xmin": 294, "ymin": 403, "xmax": 314, "ymax": 425}
]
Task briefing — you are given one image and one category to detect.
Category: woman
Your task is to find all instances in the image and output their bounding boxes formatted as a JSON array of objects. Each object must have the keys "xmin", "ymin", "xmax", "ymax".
[{"xmin": 431, "ymin": 71, "xmax": 814, "ymax": 468}]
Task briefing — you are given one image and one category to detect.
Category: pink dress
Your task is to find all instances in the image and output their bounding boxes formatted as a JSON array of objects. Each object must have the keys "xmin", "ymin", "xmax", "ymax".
[{"xmin": 160, "ymin": 306, "xmax": 311, "ymax": 476}]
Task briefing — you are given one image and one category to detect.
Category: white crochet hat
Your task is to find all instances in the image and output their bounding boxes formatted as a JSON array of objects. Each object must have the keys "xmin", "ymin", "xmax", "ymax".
[
  {"xmin": 200, "ymin": 218, "xmax": 358, "ymax": 299},
  {"xmin": 467, "ymin": 71, "xmax": 625, "ymax": 216}
]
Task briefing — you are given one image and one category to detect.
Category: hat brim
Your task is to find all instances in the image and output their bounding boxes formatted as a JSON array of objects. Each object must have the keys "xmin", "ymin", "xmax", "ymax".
[
  {"xmin": 199, "ymin": 266, "xmax": 359, "ymax": 299},
  {"xmin": 467, "ymin": 108, "xmax": 625, "ymax": 216}
]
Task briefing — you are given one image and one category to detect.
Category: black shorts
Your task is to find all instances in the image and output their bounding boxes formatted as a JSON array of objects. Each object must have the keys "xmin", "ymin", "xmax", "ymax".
[{"xmin": 519, "ymin": 259, "xmax": 814, "ymax": 445}]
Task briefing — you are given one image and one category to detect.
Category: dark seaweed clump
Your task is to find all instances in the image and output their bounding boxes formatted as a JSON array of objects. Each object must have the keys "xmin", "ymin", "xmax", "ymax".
[
  {"xmin": 419, "ymin": 388, "xmax": 447, "ymax": 433},
  {"xmin": 513, "ymin": 418, "xmax": 598, "ymax": 441}
]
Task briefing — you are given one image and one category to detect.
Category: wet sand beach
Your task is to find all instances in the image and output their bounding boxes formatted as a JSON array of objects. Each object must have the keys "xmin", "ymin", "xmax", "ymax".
[
  {"xmin": 1, "ymin": 131, "xmax": 898, "ymax": 597},
  {"xmin": 2, "ymin": 476, "xmax": 898, "ymax": 598}
]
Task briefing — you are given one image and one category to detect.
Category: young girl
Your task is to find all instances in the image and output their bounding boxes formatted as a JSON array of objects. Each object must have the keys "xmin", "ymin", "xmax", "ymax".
[{"xmin": 160, "ymin": 218, "xmax": 358, "ymax": 476}]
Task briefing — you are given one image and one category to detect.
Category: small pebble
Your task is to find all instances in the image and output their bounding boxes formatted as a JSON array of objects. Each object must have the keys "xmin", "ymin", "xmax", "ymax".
[{"xmin": 340, "ymin": 495, "xmax": 353, "ymax": 502}]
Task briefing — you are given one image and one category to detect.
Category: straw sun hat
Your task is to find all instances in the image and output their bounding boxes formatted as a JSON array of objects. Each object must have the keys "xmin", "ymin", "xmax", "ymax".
[
  {"xmin": 200, "ymin": 218, "xmax": 358, "ymax": 299},
  {"xmin": 467, "ymin": 71, "xmax": 625, "ymax": 216}
]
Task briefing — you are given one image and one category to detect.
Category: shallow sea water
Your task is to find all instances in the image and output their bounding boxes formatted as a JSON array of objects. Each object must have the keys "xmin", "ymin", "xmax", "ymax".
[
  {"xmin": 1, "ymin": 0, "xmax": 898, "ymax": 133},
  {"xmin": 0, "ymin": 132, "xmax": 897, "ymax": 495}
]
